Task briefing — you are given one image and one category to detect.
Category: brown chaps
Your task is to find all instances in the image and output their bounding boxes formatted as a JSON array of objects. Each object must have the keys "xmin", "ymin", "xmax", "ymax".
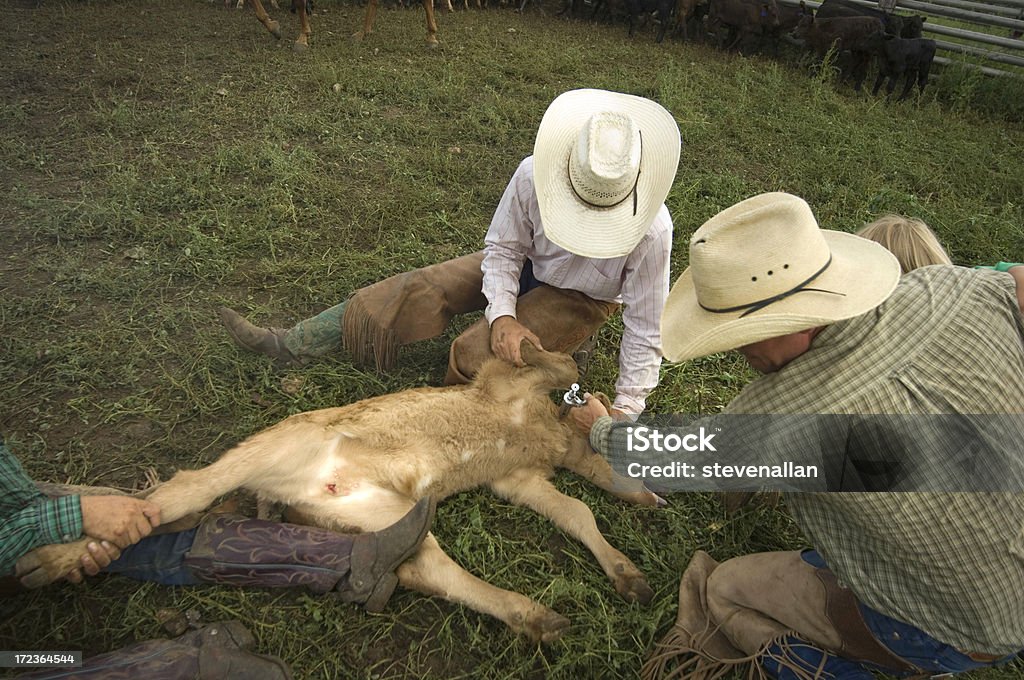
[
  {"xmin": 641, "ymin": 550, "xmax": 924, "ymax": 680},
  {"xmin": 341, "ymin": 251, "xmax": 619, "ymax": 378}
]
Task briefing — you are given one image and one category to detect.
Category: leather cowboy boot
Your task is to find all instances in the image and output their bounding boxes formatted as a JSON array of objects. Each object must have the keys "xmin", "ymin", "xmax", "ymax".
[
  {"xmin": 343, "ymin": 497, "xmax": 436, "ymax": 612},
  {"xmin": 16, "ymin": 621, "xmax": 292, "ymax": 680},
  {"xmin": 183, "ymin": 497, "xmax": 435, "ymax": 612},
  {"xmin": 218, "ymin": 307, "xmax": 299, "ymax": 364}
]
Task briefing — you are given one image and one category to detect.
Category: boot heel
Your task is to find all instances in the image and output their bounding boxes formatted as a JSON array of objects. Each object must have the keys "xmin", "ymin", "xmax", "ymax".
[{"xmin": 363, "ymin": 572, "xmax": 399, "ymax": 613}]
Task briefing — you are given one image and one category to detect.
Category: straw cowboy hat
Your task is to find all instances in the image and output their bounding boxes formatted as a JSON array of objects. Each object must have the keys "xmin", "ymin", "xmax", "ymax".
[
  {"xmin": 533, "ymin": 89, "xmax": 682, "ymax": 259},
  {"xmin": 661, "ymin": 192, "xmax": 901, "ymax": 362}
]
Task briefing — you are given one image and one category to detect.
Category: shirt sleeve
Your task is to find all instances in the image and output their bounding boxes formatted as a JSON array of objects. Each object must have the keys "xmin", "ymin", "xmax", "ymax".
[
  {"xmin": 483, "ymin": 159, "xmax": 535, "ymax": 326},
  {"xmin": 0, "ymin": 441, "xmax": 83, "ymax": 575},
  {"xmin": 612, "ymin": 208, "xmax": 672, "ymax": 415},
  {"xmin": 973, "ymin": 262, "xmax": 1023, "ymax": 272}
]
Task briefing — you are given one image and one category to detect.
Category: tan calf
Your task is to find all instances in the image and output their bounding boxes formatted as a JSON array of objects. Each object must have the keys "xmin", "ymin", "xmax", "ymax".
[{"xmin": 16, "ymin": 343, "xmax": 661, "ymax": 643}]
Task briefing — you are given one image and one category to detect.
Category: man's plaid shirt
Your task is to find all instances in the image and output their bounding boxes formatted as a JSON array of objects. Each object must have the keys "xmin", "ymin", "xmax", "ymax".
[{"xmin": 0, "ymin": 436, "xmax": 83, "ymax": 575}]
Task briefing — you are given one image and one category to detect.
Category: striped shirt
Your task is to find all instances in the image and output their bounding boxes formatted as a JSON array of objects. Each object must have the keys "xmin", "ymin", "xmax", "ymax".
[
  {"xmin": 482, "ymin": 156, "xmax": 672, "ymax": 415},
  {"xmin": 594, "ymin": 266, "xmax": 1024, "ymax": 655},
  {"xmin": 0, "ymin": 437, "xmax": 83, "ymax": 576}
]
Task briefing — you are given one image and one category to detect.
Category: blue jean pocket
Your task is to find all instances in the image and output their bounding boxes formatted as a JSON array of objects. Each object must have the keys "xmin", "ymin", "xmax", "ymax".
[{"xmin": 860, "ymin": 604, "xmax": 988, "ymax": 674}]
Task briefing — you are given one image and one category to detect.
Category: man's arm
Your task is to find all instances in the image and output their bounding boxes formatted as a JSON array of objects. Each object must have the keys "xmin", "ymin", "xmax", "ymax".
[
  {"xmin": 977, "ymin": 262, "xmax": 1024, "ymax": 314},
  {"xmin": 1, "ymin": 440, "xmax": 160, "ymax": 579},
  {"xmin": 0, "ymin": 497, "xmax": 84, "ymax": 576},
  {"xmin": 612, "ymin": 207, "xmax": 673, "ymax": 416},
  {"xmin": 0, "ymin": 440, "xmax": 85, "ymax": 575},
  {"xmin": 482, "ymin": 158, "xmax": 540, "ymax": 365}
]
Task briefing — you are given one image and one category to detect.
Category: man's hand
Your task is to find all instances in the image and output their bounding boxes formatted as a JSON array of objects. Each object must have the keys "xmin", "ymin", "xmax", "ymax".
[
  {"xmin": 64, "ymin": 540, "xmax": 122, "ymax": 584},
  {"xmin": 80, "ymin": 496, "xmax": 162, "ymax": 549},
  {"xmin": 571, "ymin": 394, "xmax": 611, "ymax": 434},
  {"xmin": 490, "ymin": 316, "xmax": 543, "ymax": 366}
]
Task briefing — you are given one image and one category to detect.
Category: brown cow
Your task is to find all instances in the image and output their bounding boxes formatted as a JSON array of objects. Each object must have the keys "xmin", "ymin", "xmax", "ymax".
[
  {"xmin": 16, "ymin": 343, "xmax": 661, "ymax": 643},
  {"xmin": 238, "ymin": 0, "xmax": 313, "ymax": 52},
  {"xmin": 705, "ymin": 0, "xmax": 781, "ymax": 52},
  {"xmin": 239, "ymin": 0, "xmax": 441, "ymax": 51},
  {"xmin": 673, "ymin": 0, "xmax": 708, "ymax": 41},
  {"xmin": 355, "ymin": 0, "xmax": 441, "ymax": 47}
]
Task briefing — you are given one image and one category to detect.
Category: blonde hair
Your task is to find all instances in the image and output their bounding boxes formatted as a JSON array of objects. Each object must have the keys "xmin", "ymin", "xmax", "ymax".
[{"xmin": 856, "ymin": 214, "xmax": 953, "ymax": 274}]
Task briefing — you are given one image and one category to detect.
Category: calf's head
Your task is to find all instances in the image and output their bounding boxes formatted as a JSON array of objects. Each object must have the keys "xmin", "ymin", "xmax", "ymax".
[
  {"xmin": 901, "ymin": 14, "xmax": 924, "ymax": 38},
  {"xmin": 472, "ymin": 340, "xmax": 580, "ymax": 406}
]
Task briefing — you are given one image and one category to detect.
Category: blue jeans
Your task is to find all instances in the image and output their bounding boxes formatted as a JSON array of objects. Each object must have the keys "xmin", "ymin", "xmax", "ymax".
[
  {"xmin": 762, "ymin": 550, "xmax": 1020, "ymax": 679},
  {"xmin": 104, "ymin": 529, "xmax": 201, "ymax": 586},
  {"xmin": 518, "ymin": 259, "xmax": 542, "ymax": 296}
]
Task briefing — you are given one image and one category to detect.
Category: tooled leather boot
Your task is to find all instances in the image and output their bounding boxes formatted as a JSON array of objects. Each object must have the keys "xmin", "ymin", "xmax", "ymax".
[
  {"xmin": 218, "ymin": 307, "xmax": 298, "ymax": 364},
  {"xmin": 183, "ymin": 497, "xmax": 436, "ymax": 612}
]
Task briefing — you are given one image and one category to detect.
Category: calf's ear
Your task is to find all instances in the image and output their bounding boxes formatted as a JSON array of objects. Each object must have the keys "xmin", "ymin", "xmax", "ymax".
[{"xmin": 519, "ymin": 338, "xmax": 541, "ymax": 364}]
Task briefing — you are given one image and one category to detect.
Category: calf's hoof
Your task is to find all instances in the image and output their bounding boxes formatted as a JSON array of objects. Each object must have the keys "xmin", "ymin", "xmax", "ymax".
[
  {"xmin": 268, "ymin": 20, "xmax": 282, "ymax": 39},
  {"xmin": 293, "ymin": 40, "xmax": 309, "ymax": 52},
  {"xmin": 15, "ymin": 545, "xmax": 74, "ymax": 589},
  {"xmin": 515, "ymin": 604, "xmax": 571, "ymax": 644},
  {"xmin": 614, "ymin": 566, "xmax": 654, "ymax": 605}
]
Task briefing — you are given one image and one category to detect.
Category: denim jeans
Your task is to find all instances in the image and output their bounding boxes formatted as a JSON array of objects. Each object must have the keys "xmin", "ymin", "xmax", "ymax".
[
  {"xmin": 104, "ymin": 529, "xmax": 201, "ymax": 586},
  {"xmin": 762, "ymin": 550, "xmax": 1020, "ymax": 679},
  {"xmin": 518, "ymin": 258, "xmax": 542, "ymax": 296}
]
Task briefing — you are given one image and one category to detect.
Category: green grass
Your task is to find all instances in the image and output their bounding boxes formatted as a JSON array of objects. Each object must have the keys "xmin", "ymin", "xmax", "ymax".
[{"xmin": 1, "ymin": 0, "xmax": 1023, "ymax": 677}]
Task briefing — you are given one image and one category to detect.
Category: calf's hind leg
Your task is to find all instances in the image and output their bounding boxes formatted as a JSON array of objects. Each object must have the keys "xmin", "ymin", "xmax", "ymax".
[
  {"xmin": 490, "ymin": 470, "xmax": 654, "ymax": 605},
  {"xmin": 15, "ymin": 474, "xmax": 233, "ymax": 588},
  {"xmin": 300, "ymin": 498, "xmax": 571, "ymax": 643}
]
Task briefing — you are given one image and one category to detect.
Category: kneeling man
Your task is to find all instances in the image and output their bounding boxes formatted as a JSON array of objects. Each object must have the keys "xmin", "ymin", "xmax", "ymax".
[{"xmin": 578, "ymin": 192, "xmax": 1024, "ymax": 679}]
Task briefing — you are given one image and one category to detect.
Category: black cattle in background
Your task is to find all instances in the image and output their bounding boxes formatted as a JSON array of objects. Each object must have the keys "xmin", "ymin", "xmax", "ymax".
[
  {"xmin": 865, "ymin": 32, "xmax": 937, "ymax": 99},
  {"xmin": 816, "ymin": 0, "xmax": 925, "ymax": 38},
  {"xmin": 795, "ymin": 14, "xmax": 884, "ymax": 89}
]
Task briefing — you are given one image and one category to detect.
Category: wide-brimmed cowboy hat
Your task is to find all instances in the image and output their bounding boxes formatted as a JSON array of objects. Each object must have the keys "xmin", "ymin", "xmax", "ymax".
[
  {"xmin": 661, "ymin": 192, "xmax": 901, "ymax": 362},
  {"xmin": 533, "ymin": 89, "xmax": 681, "ymax": 259}
]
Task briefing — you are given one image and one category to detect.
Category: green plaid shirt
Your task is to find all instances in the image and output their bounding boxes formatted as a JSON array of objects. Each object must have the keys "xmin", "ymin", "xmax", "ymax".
[
  {"xmin": 0, "ymin": 437, "xmax": 83, "ymax": 576},
  {"xmin": 593, "ymin": 265, "xmax": 1024, "ymax": 655}
]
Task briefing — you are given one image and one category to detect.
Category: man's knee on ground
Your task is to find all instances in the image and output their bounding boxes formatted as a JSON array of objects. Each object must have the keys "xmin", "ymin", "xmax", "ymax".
[{"xmin": 705, "ymin": 556, "xmax": 757, "ymax": 616}]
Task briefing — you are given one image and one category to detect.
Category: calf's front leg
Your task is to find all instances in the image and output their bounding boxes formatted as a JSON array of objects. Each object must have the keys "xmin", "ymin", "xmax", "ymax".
[
  {"xmin": 490, "ymin": 470, "xmax": 654, "ymax": 605},
  {"xmin": 397, "ymin": 534, "xmax": 571, "ymax": 643},
  {"xmin": 560, "ymin": 436, "xmax": 666, "ymax": 507}
]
